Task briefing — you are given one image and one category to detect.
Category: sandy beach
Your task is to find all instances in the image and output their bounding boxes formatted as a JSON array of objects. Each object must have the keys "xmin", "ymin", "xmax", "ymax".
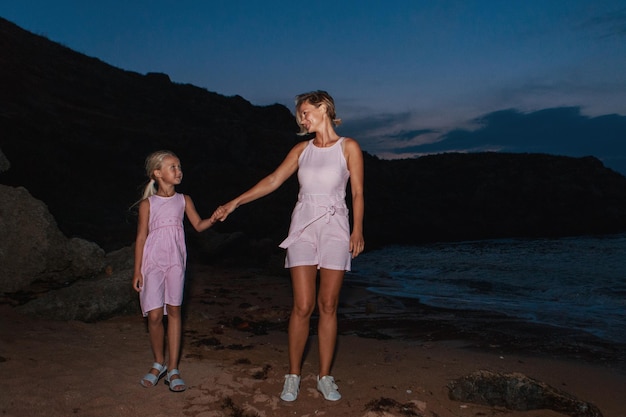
[{"xmin": 1, "ymin": 262, "xmax": 625, "ymax": 417}]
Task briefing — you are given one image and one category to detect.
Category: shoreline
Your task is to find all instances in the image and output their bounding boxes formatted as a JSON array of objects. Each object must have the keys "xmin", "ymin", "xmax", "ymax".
[
  {"xmin": 338, "ymin": 276, "xmax": 626, "ymax": 368},
  {"xmin": 1, "ymin": 262, "xmax": 625, "ymax": 417}
]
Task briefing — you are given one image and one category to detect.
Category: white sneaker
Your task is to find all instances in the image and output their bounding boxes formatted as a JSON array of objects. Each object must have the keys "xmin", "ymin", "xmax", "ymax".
[
  {"xmin": 317, "ymin": 375, "xmax": 341, "ymax": 401},
  {"xmin": 280, "ymin": 374, "xmax": 300, "ymax": 401}
]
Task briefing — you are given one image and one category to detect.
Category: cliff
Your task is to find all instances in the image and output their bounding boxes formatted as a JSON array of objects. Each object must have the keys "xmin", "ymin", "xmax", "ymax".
[{"xmin": 2, "ymin": 16, "xmax": 626, "ymax": 256}]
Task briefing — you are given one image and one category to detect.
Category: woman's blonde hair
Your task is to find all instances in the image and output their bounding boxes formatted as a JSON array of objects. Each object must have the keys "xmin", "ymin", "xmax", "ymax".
[
  {"xmin": 294, "ymin": 90, "xmax": 342, "ymax": 136},
  {"xmin": 139, "ymin": 150, "xmax": 178, "ymax": 201}
]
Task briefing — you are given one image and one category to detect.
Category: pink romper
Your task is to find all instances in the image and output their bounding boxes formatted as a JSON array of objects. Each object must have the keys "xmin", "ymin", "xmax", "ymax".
[
  {"xmin": 279, "ymin": 137, "xmax": 352, "ymax": 271},
  {"xmin": 139, "ymin": 193, "xmax": 187, "ymax": 316}
]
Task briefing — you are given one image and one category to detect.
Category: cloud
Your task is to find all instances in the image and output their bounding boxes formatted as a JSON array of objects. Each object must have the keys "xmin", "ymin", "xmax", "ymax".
[
  {"xmin": 351, "ymin": 106, "xmax": 626, "ymax": 175},
  {"xmin": 338, "ymin": 111, "xmax": 444, "ymax": 157}
]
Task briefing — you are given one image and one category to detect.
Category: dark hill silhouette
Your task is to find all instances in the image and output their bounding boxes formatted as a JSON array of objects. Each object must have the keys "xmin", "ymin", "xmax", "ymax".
[{"xmin": 2, "ymin": 17, "xmax": 626, "ymax": 256}]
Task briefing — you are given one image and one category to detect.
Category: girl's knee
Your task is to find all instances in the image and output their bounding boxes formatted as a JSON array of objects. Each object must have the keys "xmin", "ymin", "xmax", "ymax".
[
  {"xmin": 147, "ymin": 309, "xmax": 164, "ymax": 323},
  {"xmin": 166, "ymin": 304, "xmax": 182, "ymax": 317}
]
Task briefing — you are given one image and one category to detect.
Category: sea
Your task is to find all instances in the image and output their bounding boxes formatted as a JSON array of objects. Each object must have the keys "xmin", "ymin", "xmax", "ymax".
[{"xmin": 348, "ymin": 233, "xmax": 626, "ymax": 345}]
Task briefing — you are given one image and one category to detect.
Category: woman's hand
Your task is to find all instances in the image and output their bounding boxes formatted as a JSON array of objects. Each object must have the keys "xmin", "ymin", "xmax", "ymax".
[{"xmin": 349, "ymin": 232, "xmax": 365, "ymax": 258}]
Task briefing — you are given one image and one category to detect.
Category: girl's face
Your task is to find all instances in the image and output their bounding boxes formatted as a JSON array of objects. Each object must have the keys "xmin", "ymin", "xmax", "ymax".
[
  {"xmin": 155, "ymin": 155, "xmax": 183, "ymax": 185},
  {"xmin": 298, "ymin": 101, "xmax": 326, "ymax": 133}
]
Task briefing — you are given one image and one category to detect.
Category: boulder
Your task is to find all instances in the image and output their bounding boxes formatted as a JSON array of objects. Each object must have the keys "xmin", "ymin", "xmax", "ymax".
[
  {"xmin": 0, "ymin": 185, "xmax": 106, "ymax": 293},
  {"xmin": 0, "ymin": 185, "xmax": 72, "ymax": 292},
  {"xmin": 16, "ymin": 265, "xmax": 138, "ymax": 322},
  {"xmin": 13, "ymin": 245, "xmax": 138, "ymax": 321},
  {"xmin": 448, "ymin": 370, "xmax": 603, "ymax": 417}
]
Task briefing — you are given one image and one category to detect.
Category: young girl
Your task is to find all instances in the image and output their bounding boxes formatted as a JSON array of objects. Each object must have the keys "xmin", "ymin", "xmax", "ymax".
[{"xmin": 132, "ymin": 150, "xmax": 218, "ymax": 392}]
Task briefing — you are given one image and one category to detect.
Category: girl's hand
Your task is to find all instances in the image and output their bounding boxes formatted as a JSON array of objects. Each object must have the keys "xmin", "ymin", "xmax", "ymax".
[
  {"xmin": 211, "ymin": 206, "xmax": 225, "ymax": 221},
  {"xmin": 132, "ymin": 273, "xmax": 143, "ymax": 293}
]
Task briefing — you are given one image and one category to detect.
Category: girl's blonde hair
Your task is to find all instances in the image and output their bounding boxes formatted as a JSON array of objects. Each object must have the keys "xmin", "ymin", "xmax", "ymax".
[
  {"xmin": 140, "ymin": 150, "xmax": 178, "ymax": 201},
  {"xmin": 294, "ymin": 90, "xmax": 342, "ymax": 136}
]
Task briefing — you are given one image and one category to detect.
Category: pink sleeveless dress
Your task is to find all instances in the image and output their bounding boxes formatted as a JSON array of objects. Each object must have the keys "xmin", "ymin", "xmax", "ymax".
[
  {"xmin": 279, "ymin": 137, "xmax": 352, "ymax": 271},
  {"xmin": 139, "ymin": 193, "xmax": 187, "ymax": 316}
]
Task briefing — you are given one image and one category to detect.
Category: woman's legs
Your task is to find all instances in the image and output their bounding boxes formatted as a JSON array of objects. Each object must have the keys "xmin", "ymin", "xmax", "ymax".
[
  {"xmin": 287, "ymin": 266, "xmax": 344, "ymax": 376},
  {"xmin": 317, "ymin": 268, "xmax": 344, "ymax": 377},
  {"xmin": 288, "ymin": 265, "xmax": 318, "ymax": 375}
]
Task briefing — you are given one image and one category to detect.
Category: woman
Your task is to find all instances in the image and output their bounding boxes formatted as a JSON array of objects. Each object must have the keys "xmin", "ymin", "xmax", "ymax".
[{"xmin": 215, "ymin": 90, "xmax": 364, "ymax": 402}]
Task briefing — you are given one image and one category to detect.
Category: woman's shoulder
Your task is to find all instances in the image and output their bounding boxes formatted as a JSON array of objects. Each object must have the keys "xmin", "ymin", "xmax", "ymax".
[
  {"xmin": 341, "ymin": 137, "xmax": 362, "ymax": 151},
  {"xmin": 295, "ymin": 139, "xmax": 311, "ymax": 149},
  {"xmin": 288, "ymin": 139, "xmax": 311, "ymax": 156}
]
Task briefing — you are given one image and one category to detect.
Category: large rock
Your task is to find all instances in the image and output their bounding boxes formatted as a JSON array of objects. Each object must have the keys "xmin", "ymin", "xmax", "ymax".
[
  {"xmin": 0, "ymin": 184, "xmax": 105, "ymax": 293},
  {"xmin": 12, "ymin": 245, "xmax": 138, "ymax": 321},
  {"xmin": 448, "ymin": 370, "xmax": 603, "ymax": 417},
  {"xmin": 16, "ymin": 265, "xmax": 138, "ymax": 322},
  {"xmin": 0, "ymin": 184, "xmax": 70, "ymax": 292}
]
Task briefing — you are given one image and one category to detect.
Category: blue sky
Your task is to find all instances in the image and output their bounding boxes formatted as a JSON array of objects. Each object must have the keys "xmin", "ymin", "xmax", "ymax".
[{"xmin": 3, "ymin": 1, "xmax": 626, "ymax": 173}]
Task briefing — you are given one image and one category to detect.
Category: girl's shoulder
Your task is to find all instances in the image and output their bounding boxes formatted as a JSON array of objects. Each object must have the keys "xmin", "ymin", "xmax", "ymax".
[{"xmin": 137, "ymin": 197, "xmax": 150, "ymax": 217}]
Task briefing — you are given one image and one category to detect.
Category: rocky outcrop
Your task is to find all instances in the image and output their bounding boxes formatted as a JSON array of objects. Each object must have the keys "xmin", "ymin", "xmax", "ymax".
[
  {"xmin": 0, "ymin": 21, "xmax": 622, "ymax": 415},
  {"xmin": 0, "ymin": 152, "xmax": 133, "ymax": 320},
  {"xmin": 0, "ymin": 184, "xmax": 105, "ymax": 293},
  {"xmin": 448, "ymin": 370, "xmax": 603, "ymax": 417},
  {"xmin": 0, "ymin": 182, "xmax": 131, "ymax": 321},
  {"xmin": 364, "ymin": 152, "xmax": 626, "ymax": 247},
  {"xmin": 2, "ymin": 16, "xmax": 626, "ymax": 254}
]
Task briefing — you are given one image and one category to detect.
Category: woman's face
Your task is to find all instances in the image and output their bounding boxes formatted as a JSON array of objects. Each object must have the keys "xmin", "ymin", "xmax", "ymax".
[{"xmin": 298, "ymin": 101, "xmax": 326, "ymax": 133}]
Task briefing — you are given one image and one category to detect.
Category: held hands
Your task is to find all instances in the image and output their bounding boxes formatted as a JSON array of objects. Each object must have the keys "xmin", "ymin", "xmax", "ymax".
[
  {"xmin": 208, "ymin": 211, "xmax": 220, "ymax": 226},
  {"xmin": 212, "ymin": 200, "xmax": 238, "ymax": 222}
]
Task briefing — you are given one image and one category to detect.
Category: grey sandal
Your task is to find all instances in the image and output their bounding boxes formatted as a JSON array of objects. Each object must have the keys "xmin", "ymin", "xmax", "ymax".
[
  {"xmin": 165, "ymin": 368, "xmax": 186, "ymax": 392},
  {"xmin": 140, "ymin": 362, "xmax": 167, "ymax": 387}
]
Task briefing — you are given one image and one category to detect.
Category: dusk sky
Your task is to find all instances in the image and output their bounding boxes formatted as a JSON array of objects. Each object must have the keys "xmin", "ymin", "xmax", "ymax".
[{"xmin": 3, "ymin": 1, "xmax": 626, "ymax": 173}]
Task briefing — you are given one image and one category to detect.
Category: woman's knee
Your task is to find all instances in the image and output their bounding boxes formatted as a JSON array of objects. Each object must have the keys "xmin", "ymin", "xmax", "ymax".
[
  {"xmin": 292, "ymin": 301, "xmax": 315, "ymax": 319},
  {"xmin": 317, "ymin": 297, "xmax": 339, "ymax": 316}
]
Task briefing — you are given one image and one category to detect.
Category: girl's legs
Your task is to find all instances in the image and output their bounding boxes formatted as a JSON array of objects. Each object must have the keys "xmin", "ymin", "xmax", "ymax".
[
  {"xmin": 165, "ymin": 304, "xmax": 185, "ymax": 390},
  {"xmin": 287, "ymin": 265, "xmax": 318, "ymax": 375},
  {"xmin": 142, "ymin": 307, "xmax": 165, "ymax": 386},
  {"xmin": 317, "ymin": 268, "xmax": 344, "ymax": 377},
  {"xmin": 165, "ymin": 304, "xmax": 182, "ymax": 370}
]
